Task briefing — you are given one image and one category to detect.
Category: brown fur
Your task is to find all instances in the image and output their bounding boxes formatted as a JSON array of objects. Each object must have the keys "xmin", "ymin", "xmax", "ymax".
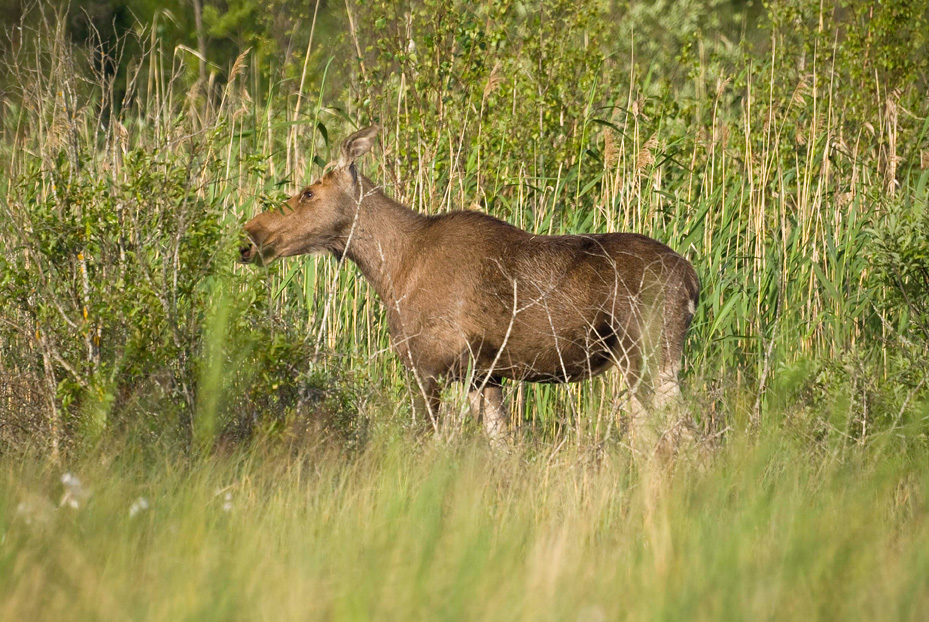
[{"xmin": 241, "ymin": 126, "xmax": 700, "ymax": 442}]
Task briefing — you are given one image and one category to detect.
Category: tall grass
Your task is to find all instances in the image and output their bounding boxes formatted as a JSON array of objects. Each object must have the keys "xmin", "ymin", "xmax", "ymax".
[{"xmin": 1, "ymin": 430, "xmax": 927, "ymax": 620}]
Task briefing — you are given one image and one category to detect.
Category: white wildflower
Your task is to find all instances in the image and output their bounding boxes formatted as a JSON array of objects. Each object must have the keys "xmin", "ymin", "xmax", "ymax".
[
  {"xmin": 215, "ymin": 485, "xmax": 236, "ymax": 512},
  {"xmin": 60, "ymin": 472, "xmax": 89, "ymax": 510},
  {"xmin": 129, "ymin": 497, "xmax": 150, "ymax": 518}
]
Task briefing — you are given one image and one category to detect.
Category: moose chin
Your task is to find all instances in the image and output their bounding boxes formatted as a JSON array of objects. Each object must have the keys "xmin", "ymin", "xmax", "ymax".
[{"xmin": 241, "ymin": 125, "xmax": 700, "ymax": 449}]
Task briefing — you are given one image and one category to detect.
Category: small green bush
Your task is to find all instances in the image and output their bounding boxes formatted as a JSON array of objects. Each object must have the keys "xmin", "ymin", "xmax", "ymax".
[
  {"xmin": 0, "ymin": 127, "xmax": 363, "ymax": 452},
  {"xmin": 872, "ymin": 169, "xmax": 929, "ymax": 345}
]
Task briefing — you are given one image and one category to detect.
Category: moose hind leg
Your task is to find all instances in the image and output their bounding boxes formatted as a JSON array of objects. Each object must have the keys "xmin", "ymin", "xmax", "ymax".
[
  {"xmin": 653, "ymin": 359, "xmax": 682, "ymax": 412},
  {"xmin": 654, "ymin": 284, "xmax": 695, "ymax": 412},
  {"xmin": 612, "ymin": 337, "xmax": 660, "ymax": 453},
  {"xmin": 468, "ymin": 380, "xmax": 508, "ymax": 442},
  {"xmin": 649, "ymin": 284, "xmax": 700, "ymax": 451}
]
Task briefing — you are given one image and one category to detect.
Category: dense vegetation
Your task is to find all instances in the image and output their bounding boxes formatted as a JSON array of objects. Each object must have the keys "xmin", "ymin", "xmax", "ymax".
[{"xmin": 1, "ymin": 1, "xmax": 928, "ymax": 618}]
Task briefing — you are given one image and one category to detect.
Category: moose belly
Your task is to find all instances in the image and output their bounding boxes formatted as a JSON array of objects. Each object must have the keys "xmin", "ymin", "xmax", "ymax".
[
  {"xmin": 392, "ymin": 289, "xmax": 639, "ymax": 384},
  {"xmin": 495, "ymin": 340, "xmax": 620, "ymax": 383},
  {"xmin": 463, "ymin": 324, "xmax": 629, "ymax": 384}
]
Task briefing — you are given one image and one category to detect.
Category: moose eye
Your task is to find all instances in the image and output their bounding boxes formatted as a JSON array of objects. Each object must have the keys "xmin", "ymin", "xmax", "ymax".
[{"xmin": 301, "ymin": 189, "xmax": 314, "ymax": 201}]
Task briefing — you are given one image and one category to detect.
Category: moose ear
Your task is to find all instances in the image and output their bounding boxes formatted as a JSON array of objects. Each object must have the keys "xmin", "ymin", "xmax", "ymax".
[{"xmin": 338, "ymin": 125, "xmax": 380, "ymax": 170}]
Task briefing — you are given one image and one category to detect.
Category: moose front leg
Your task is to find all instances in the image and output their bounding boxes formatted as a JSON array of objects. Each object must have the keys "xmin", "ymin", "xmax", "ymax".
[{"xmin": 468, "ymin": 380, "xmax": 508, "ymax": 441}]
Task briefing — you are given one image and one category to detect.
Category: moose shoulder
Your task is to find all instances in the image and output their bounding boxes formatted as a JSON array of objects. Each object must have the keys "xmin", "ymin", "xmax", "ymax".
[{"xmin": 241, "ymin": 126, "xmax": 700, "ymax": 444}]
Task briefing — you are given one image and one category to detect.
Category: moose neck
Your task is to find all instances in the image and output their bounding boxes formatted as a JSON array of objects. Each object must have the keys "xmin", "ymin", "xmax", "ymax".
[{"xmin": 336, "ymin": 177, "xmax": 427, "ymax": 304}]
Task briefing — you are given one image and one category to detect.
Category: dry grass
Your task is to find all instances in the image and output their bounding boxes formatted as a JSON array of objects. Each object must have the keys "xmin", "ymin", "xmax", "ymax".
[{"xmin": 1, "ymin": 429, "xmax": 927, "ymax": 621}]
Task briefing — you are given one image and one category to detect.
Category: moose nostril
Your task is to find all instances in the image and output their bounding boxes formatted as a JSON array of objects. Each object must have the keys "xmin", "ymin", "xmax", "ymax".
[{"xmin": 239, "ymin": 244, "xmax": 254, "ymax": 263}]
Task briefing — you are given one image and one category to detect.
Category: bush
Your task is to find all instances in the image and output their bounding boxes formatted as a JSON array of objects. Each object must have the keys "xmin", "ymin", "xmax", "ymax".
[
  {"xmin": 870, "ymin": 168, "xmax": 929, "ymax": 411},
  {"xmin": 0, "ymin": 143, "xmax": 366, "ymax": 451},
  {"xmin": 0, "ymin": 15, "xmax": 364, "ymax": 452}
]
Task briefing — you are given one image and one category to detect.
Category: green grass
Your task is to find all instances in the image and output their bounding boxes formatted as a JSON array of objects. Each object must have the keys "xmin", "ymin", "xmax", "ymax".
[{"xmin": 2, "ymin": 430, "xmax": 927, "ymax": 621}]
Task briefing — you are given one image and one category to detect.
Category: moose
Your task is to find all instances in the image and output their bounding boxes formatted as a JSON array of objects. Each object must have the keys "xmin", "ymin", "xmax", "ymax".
[{"xmin": 241, "ymin": 126, "xmax": 700, "ymax": 448}]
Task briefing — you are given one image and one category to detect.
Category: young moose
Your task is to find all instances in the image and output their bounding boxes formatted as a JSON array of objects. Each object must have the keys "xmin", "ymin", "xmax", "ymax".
[{"xmin": 241, "ymin": 126, "xmax": 700, "ymax": 445}]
